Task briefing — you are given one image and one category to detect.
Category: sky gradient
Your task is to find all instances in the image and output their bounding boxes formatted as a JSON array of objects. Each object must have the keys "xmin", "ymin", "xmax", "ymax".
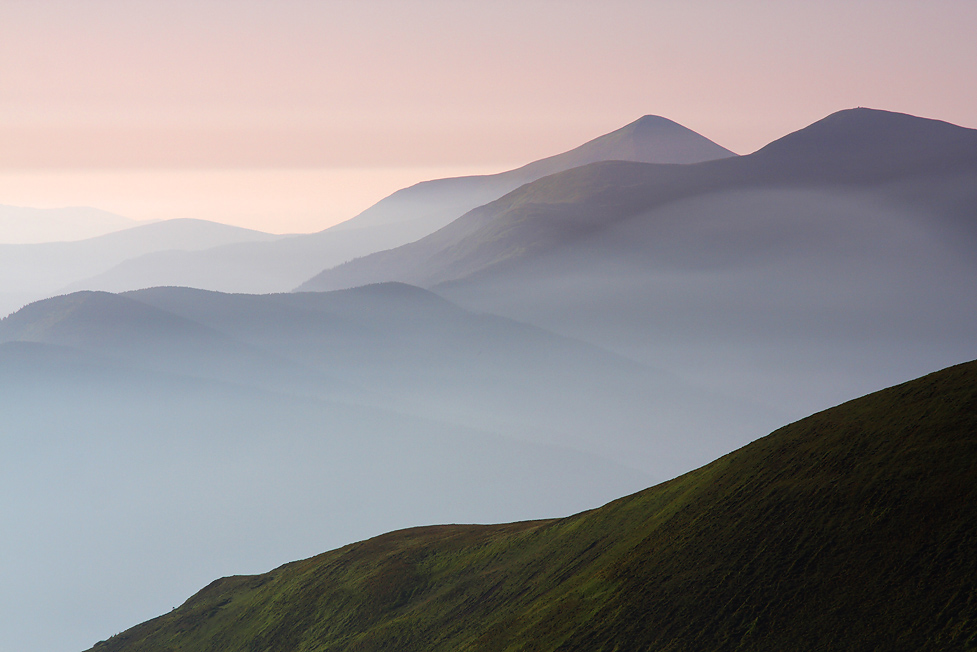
[{"xmin": 1, "ymin": 0, "xmax": 975, "ymax": 232}]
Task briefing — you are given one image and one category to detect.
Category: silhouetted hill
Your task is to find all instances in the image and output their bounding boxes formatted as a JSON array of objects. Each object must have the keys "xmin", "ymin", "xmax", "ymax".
[
  {"xmin": 0, "ymin": 290, "xmax": 343, "ymax": 396},
  {"xmin": 750, "ymin": 107, "xmax": 977, "ymax": 179},
  {"xmin": 85, "ymin": 359, "xmax": 977, "ymax": 652}
]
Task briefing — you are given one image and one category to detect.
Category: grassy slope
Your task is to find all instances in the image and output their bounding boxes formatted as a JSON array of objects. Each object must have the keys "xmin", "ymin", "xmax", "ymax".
[{"xmin": 89, "ymin": 360, "xmax": 977, "ymax": 652}]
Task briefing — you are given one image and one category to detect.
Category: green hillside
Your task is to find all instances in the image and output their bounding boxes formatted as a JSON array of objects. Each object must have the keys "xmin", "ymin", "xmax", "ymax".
[{"xmin": 88, "ymin": 360, "xmax": 977, "ymax": 652}]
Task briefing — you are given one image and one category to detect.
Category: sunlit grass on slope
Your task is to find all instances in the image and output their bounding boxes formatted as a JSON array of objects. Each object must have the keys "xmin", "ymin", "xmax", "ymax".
[{"xmin": 90, "ymin": 360, "xmax": 977, "ymax": 651}]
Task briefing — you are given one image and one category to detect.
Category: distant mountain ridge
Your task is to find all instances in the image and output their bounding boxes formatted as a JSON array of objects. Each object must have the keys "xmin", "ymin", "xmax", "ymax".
[
  {"xmin": 751, "ymin": 107, "xmax": 977, "ymax": 176},
  {"xmin": 0, "ymin": 218, "xmax": 283, "ymax": 318},
  {"xmin": 0, "ymin": 204, "xmax": 148, "ymax": 244},
  {"xmin": 84, "ymin": 359, "xmax": 977, "ymax": 651},
  {"xmin": 5, "ymin": 108, "xmax": 976, "ymax": 652},
  {"xmin": 1, "ymin": 282, "xmax": 671, "ymax": 652},
  {"xmin": 333, "ymin": 114, "xmax": 736, "ymax": 232},
  {"xmin": 1, "ymin": 283, "xmax": 776, "ymax": 477},
  {"xmin": 40, "ymin": 116, "xmax": 733, "ymax": 301},
  {"xmin": 299, "ymin": 108, "xmax": 977, "ymax": 292},
  {"xmin": 295, "ymin": 107, "xmax": 977, "ymax": 426}
]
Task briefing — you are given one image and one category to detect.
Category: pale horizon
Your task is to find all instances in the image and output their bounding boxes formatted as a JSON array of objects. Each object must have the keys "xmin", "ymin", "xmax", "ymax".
[
  {"xmin": 0, "ymin": 165, "xmax": 512, "ymax": 236},
  {"xmin": 2, "ymin": 0, "xmax": 975, "ymax": 234}
]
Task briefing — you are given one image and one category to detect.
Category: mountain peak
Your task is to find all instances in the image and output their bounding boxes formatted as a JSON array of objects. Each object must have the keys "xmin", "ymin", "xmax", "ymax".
[
  {"xmin": 628, "ymin": 114, "xmax": 691, "ymax": 130},
  {"xmin": 796, "ymin": 106, "xmax": 973, "ymax": 138},
  {"xmin": 753, "ymin": 107, "xmax": 977, "ymax": 164},
  {"xmin": 528, "ymin": 114, "xmax": 736, "ymax": 170},
  {"xmin": 330, "ymin": 113, "xmax": 735, "ymax": 236}
]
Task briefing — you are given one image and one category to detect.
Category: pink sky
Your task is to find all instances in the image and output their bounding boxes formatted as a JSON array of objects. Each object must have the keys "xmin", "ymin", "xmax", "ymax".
[{"xmin": 1, "ymin": 0, "xmax": 975, "ymax": 232}]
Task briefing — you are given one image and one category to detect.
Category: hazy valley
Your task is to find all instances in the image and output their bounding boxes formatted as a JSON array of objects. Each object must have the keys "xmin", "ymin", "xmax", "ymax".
[
  {"xmin": 303, "ymin": 109, "xmax": 977, "ymax": 419},
  {"xmin": 0, "ymin": 109, "xmax": 974, "ymax": 652},
  {"xmin": 84, "ymin": 359, "xmax": 977, "ymax": 651}
]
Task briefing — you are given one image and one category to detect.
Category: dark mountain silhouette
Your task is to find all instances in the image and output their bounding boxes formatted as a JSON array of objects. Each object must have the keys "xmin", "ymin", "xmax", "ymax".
[
  {"xmin": 58, "ymin": 116, "xmax": 734, "ymax": 298},
  {"xmin": 85, "ymin": 359, "xmax": 977, "ymax": 652},
  {"xmin": 749, "ymin": 107, "xmax": 977, "ymax": 179}
]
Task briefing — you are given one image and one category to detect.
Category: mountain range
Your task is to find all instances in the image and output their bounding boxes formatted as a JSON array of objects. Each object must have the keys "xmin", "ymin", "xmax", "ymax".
[
  {"xmin": 0, "ymin": 204, "xmax": 148, "ymax": 244},
  {"xmin": 0, "ymin": 280, "xmax": 771, "ymax": 652},
  {"xmin": 83, "ymin": 359, "xmax": 977, "ymax": 651},
  {"xmin": 0, "ymin": 283, "xmax": 776, "ymax": 476},
  {"xmin": 302, "ymin": 108, "xmax": 977, "ymax": 291},
  {"xmin": 0, "ymin": 218, "xmax": 284, "ymax": 318},
  {"xmin": 300, "ymin": 108, "xmax": 977, "ymax": 420},
  {"xmin": 1, "ymin": 107, "xmax": 975, "ymax": 652},
  {"xmin": 0, "ymin": 115, "xmax": 734, "ymax": 319}
]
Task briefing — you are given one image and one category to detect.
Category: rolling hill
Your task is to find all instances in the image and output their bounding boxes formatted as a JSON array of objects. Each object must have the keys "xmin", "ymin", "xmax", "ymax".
[
  {"xmin": 84, "ymin": 359, "xmax": 977, "ymax": 651},
  {"xmin": 0, "ymin": 289, "xmax": 346, "ymax": 397},
  {"xmin": 0, "ymin": 218, "xmax": 283, "ymax": 318},
  {"xmin": 0, "ymin": 204, "xmax": 147, "ymax": 244},
  {"xmin": 1, "ymin": 284, "xmax": 780, "ymax": 476}
]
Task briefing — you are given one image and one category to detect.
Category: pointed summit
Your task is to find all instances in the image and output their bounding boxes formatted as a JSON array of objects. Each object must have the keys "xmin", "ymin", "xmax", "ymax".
[
  {"xmin": 298, "ymin": 107, "xmax": 977, "ymax": 295},
  {"xmin": 513, "ymin": 115, "xmax": 736, "ymax": 179},
  {"xmin": 332, "ymin": 115, "xmax": 734, "ymax": 235},
  {"xmin": 599, "ymin": 114, "xmax": 738, "ymax": 162}
]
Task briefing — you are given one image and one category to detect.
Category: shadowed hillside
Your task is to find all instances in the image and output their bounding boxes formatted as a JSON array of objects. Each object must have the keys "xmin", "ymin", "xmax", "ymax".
[{"xmin": 86, "ymin": 359, "xmax": 977, "ymax": 652}]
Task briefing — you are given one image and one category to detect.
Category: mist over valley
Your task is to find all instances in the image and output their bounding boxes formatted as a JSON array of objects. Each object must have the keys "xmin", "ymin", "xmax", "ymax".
[{"xmin": 1, "ymin": 108, "xmax": 975, "ymax": 652}]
